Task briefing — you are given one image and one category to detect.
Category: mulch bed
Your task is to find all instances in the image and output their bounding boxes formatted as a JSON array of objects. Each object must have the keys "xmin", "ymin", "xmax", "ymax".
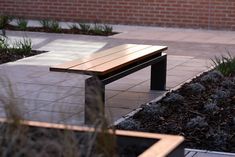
[
  {"xmin": 116, "ymin": 70, "xmax": 235, "ymax": 153},
  {"xmin": 0, "ymin": 49, "xmax": 45, "ymax": 64},
  {"xmin": 4, "ymin": 25, "xmax": 117, "ymax": 36}
]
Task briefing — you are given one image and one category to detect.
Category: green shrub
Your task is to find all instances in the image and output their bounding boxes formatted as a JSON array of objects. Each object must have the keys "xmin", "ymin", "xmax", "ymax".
[
  {"xmin": 92, "ymin": 24, "xmax": 104, "ymax": 35},
  {"xmin": 49, "ymin": 20, "xmax": 61, "ymax": 33},
  {"xmin": 0, "ymin": 36, "xmax": 9, "ymax": 50},
  {"xmin": 39, "ymin": 20, "xmax": 61, "ymax": 33},
  {"xmin": 16, "ymin": 18, "xmax": 28, "ymax": 31},
  {"xmin": 211, "ymin": 52, "xmax": 235, "ymax": 76},
  {"xmin": 39, "ymin": 19, "xmax": 50, "ymax": 29},
  {"xmin": 69, "ymin": 23, "xmax": 79, "ymax": 30},
  {"xmin": 13, "ymin": 37, "xmax": 32, "ymax": 56},
  {"xmin": 79, "ymin": 23, "xmax": 91, "ymax": 33},
  {"xmin": 0, "ymin": 15, "xmax": 12, "ymax": 29},
  {"xmin": 103, "ymin": 24, "xmax": 113, "ymax": 35}
]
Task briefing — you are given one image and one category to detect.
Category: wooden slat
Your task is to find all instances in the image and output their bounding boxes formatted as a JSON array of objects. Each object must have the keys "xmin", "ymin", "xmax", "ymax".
[
  {"xmin": 69, "ymin": 45, "xmax": 152, "ymax": 71},
  {"xmin": 71, "ymin": 46, "xmax": 167, "ymax": 75},
  {"xmin": 50, "ymin": 44, "xmax": 137, "ymax": 70}
]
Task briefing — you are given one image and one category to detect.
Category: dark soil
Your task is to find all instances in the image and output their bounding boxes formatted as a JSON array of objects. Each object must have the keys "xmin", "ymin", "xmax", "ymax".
[
  {"xmin": 5, "ymin": 25, "xmax": 117, "ymax": 36},
  {"xmin": 0, "ymin": 49, "xmax": 45, "ymax": 64},
  {"xmin": 116, "ymin": 70, "xmax": 235, "ymax": 153}
]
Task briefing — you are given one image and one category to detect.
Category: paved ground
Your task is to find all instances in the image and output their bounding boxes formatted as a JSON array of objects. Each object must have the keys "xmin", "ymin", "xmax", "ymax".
[{"xmin": 0, "ymin": 25, "xmax": 235, "ymax": 127}]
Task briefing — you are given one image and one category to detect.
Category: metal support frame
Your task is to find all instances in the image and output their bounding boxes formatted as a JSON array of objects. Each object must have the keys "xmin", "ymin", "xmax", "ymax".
[
  {"xmin": 150, "ymin": 55, "xmax": 167, "ymax": 90},
  {"xmin": 84, "ymin": 53, "xmax": 167, "ymax": 124}
]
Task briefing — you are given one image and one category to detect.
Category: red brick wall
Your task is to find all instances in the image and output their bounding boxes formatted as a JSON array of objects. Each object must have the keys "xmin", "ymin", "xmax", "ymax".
[{"xmin": 0, "ymin": 0, "xmax": 235, "ymax": 30}]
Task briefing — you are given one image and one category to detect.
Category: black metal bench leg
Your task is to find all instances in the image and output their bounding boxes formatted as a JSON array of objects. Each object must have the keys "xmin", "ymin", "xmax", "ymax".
[
  {"xmin": 85, "ymin": 76, "xmax": 105, "ymax": 125},
  {"xmin": 150, "ymin": 54, "xmax": 167, "ymax": 90}
]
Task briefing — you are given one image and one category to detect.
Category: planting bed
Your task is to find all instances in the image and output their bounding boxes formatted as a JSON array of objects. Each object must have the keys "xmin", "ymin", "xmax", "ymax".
[
  {"xmin": 117, "ymin": 70, "xmax": 235, "ymax": 153},
  {"xmin": 0, "ymin": 49, "xmax": 45, "ymax": 64},
  {"xmin": 4, "ymin": 24, "xmax": 117, "ymax": 36}
]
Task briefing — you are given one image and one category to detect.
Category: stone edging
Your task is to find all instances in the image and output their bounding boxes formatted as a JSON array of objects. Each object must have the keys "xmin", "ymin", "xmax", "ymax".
[{"xmin": 185, "ymin": 148, "xmax": 235, "ymax": 156}]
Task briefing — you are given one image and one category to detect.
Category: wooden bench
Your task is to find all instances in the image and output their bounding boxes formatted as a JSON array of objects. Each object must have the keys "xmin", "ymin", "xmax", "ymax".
[{"xmin": 50, "ymin": 44, "xmax": 168, "ymax": 124}]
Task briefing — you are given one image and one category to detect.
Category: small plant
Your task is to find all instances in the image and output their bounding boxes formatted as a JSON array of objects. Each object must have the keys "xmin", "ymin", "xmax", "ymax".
[
  {"xmin": 39, "ymin": 20, "xmax": 61, "ymax": 33},
  {"xmin": 16, "ymin": 18, "xmax": 28, "ymax": 30},
  {"xmin": 118, "ymin": 118, "xmax": 140, "ymax": 130},
  {"xmin": 13, "ymin": 37, "xmax": 32, "ymax": 56},
  {"xmin": 49, "ymin": 20, "xmax": 61, "ymax": 33},
  {"xmin": 221, "ymin": 79, "xmax": 235, "ymax": 89},
  {"xmin": 0, "ymin": 36, "xmax": 9, "ymax": 50},
  {"xmin": 140, "ymin": 103, "xmax": 166, "ymax": 116},
  {"xmin": 39, "ymin": 19, "xmax": 50, "ymax": 29},
  {"xmin": 204, "ymin": 102, "xmax": 219, "ymax": 112},
  {"xmin": 211, "ymin": 52, "xmax": 235, "ymax": 76},
  {"xmin": 103, "ymin": 24, "xmax": 113, "ymax": 35},
  {"xmin": 69, "ymin": 23, "xmax": 79, "ymax": 30},
  {"xmin": 0, "ymin": 15, "xmax": 12, "ymax": 29},
  {"xmin": 92, "ymin": 24, "xmax": 104, "ymax": 35},
  {"xmin": 79, "ymin": 23, "xmax": 91, "ymax": 33},
  {"xmin": 163, "ymin": 93, "xmax": 184, "ymax": 103},
  {"xmin": 211, "ymin": 89, "xmax": 230, "ymax": 100},
  {"xmin": 186, "ymin": 116, "xmax": 208, "ymax": 129},
  {"xmin": 0, "ymin": 35, "xmax": 38, "ymax": 64},
  {"xmin": 186, "ymin": 83, "xmax": 205, "ymax": 94},
  {"xmin": 201, "ymin": 70, "xmax": 224, "ymax": 83}
]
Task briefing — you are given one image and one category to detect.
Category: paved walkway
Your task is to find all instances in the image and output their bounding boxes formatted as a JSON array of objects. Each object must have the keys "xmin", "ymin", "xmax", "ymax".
[{"xmin": 0, "ymin": 25, "xmax": 234, "ymax": 126}]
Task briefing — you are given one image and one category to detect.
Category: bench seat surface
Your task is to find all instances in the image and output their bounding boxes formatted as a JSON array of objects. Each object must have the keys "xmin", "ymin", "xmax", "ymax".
[{"xmin": 50, "ymin": 44, "xmax": 167, "ymax": 75}]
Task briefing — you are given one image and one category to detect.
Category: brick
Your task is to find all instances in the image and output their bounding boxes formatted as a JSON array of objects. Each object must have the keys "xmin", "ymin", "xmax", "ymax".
[{"xmin": 0, "ymin": 0, "xmax": 235, "ymax": 30}]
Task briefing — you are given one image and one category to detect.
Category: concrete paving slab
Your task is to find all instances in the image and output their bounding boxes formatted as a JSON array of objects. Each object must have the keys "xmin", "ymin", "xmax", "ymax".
[
  {"xmin": 40, "ymin": 85, "xmax": 83, "ymax": 95},
  {"xmin": 168, "ymin": 69, "xmax": 202, "ymax": 77},
  {"xmin": 105, "ymin": 90, "xmax": 121, "ymax": 100},
  {"xmin": 112, "ymin": 25, "xmax": 235, "ymax": 44},
  {"xmin": 56, "ymin": 94, "xmax": 84, "ymax": 104},
  {"xmin": 26, "ymin": 72, "xmax": 75, "ymax": 85},
  {"xmin": 106, "ymin": 91, "xmax": 161, "ymax": 110},
  {"xmin": 106, "ymin": 81, "xmax": 141, "ymax": 91},
  {"xmin": 39, "ymin": 102, "xmax": 83, "ymax": 114},
  {"xmin": 22, "ymin": 91, "xmax": 71, "ymax": 102},
  {"xmin": 14, "ymin": 99, "xmax": 53, "ymax": 114},
  {"xmin": 128, "ymin": 81, "xmax": 166, "ymax": 94},
  {"xmin": 105, "ymin": 107, "xmax": 135, "ymax": 122},
  {"xmin": 55, "ymin": 75, "xmax": 89, "ymax": 88},
  {"xmin": 24, "ymin": 110, "xmax": 73, "ymax": 123},
  {"xmin": 166, "ymin": 75, "xmax": 191, "ymax": 89},
  {"xmin": 36, "ymin": 39, "xmax": 106, "ymax": 53},
  {"xmin": 106, "ymin": 99, "xmax": 145, "ymax": 110},
  {"xmin": 60, "ymin": 112, "xmax": 84, "ymax": 126},
  {"xmin": 0, "ymin": 98, "xmax": 53, "ymax": 115},
  {"xmin": 172, "ymin": 65, "xmax": 208, "ymax": 72}
]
